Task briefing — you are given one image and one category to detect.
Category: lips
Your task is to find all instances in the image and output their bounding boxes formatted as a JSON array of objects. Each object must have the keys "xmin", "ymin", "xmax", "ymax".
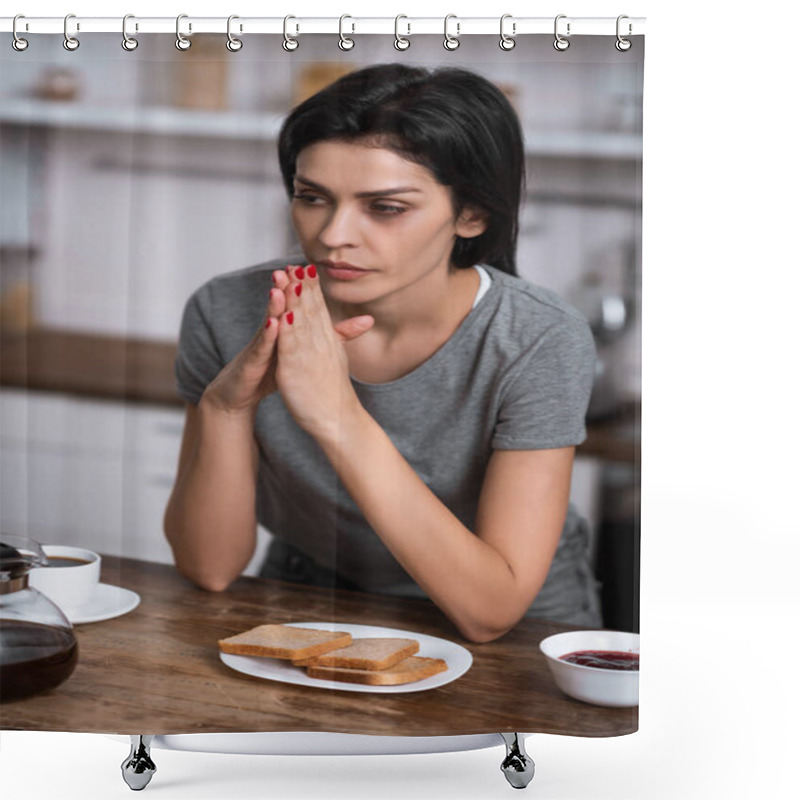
[
  {"xmin": 317, "ymin": 260, "xmax": 371, "ymax": 281},
  {"xmin": 319, "ymin": 259, "xmax": 367, "ymax": 271}
]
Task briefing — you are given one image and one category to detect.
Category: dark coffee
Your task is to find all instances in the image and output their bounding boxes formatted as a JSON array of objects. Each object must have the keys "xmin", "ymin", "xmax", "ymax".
[
  {"xmin": 47, "ymin": 556, "xmax": 91, "ymax": 568},
  {"xmin": 0, "ymin": 620, "xmax": 78, "ymax": 702}
]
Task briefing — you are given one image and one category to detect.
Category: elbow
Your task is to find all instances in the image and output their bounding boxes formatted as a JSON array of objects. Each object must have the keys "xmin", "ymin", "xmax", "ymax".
[
  {"xmin": 198, "ymin": 578, "xmax": 233, "ymax": 593},
  {"xmin": 456, "ymin": 619, "xmax": 515, "ymax": 644},
  {"xmin": 174, "ymin": 561, "xmax": 235, "ymax": 593},
  {"xmin": 164, "ymin": 519, "xmax": 240, "ymax": 592},
  {"xmin": 453, "ymin": 599, "xmax": 531, "ymax": 644}
]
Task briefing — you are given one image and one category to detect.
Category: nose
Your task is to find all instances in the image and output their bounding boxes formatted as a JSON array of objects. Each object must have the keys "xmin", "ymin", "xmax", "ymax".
[{"xmin": 316, "ymin": 203, "xmax": 360, "ymax": 250}]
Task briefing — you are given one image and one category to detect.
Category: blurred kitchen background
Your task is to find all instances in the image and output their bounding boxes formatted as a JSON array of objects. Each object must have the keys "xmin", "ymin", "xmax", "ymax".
[{"xmin": 0, "ymin": 34, "xmax": 641, "ymax": 630}]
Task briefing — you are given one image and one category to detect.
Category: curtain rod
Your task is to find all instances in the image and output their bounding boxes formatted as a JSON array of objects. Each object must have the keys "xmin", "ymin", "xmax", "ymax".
[{"xmin": 0, "ymin": 16, "xmax": 646, "ymax": 37}]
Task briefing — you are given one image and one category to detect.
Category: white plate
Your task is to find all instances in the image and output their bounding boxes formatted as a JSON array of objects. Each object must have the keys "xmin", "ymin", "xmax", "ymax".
[
  {"xmin": 64, "ymin": 583, "xmax": 141, "ymax": 625},
  {"xmin": 219, "ymin": 621, "xmax": 473, "ymax": 694}
]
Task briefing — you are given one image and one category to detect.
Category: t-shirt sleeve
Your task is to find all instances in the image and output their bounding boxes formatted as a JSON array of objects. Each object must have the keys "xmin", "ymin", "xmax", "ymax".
[
  {"xmin": 491, "ymin": 315, "xmax": 596, "ymax": 450},
  {"xmin": 174, "ymin": 283, "xmax": 224, "ymax": 405}
]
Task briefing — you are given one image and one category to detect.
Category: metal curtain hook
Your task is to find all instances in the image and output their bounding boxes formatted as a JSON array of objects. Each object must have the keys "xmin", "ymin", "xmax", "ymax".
[
  {"xmin": 616, "ymin": 15, "xmax": 632, "ymax": 51},
  {"xmin": 553, "ymin": 14, "xmax": 570, "ymax": 51},
  {"xmin": 63, "ymin": 13, "xmax": 80, "ymax": 51},
  {"xmin": 394, "ymin": 15, "xmax": 410, "ymax": 51},
  {"xmin": 227, "ymin": 15, "xmax": 243, "ymax": 51},
  {"xmin": 12, "ymin": 14, "xmax": 29, "ymax": 51},
  {"xmin": 175, "ymin": 14, "xmax": 191, "ymax": 51},
  {"xmin": 499, "ymin": 14, "xmax": 516, "ymax": 50},
  {"xmin": 443, "ymin": 14, "xmax": 460, "ymax": 51},
  {"xmin": 283, "ymin": 15, "xmax": 299, "ymax": 51},
  {"xmin": 122, "ymin": 14, "xmax": 138, "ymax": 51},
  {"xmin": 339, "ymin": 15, "xmax": 355, "ymax": 50}
]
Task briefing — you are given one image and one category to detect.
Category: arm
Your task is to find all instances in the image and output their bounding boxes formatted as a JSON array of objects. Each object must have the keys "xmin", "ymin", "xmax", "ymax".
[
  {"xmin": 163, "ymin": 402, "xmax": 260, "ymax": 591},
  {"xmin": 164, "ymin": 268, "xmax": 374, "ymax": 591},
  {"xmin": 275, "ymin": 268, "xmax": 575, "ymax": 642},
  {"xmin": 318, "ymin": 406, "xmax": 573, "ymax": 643}
]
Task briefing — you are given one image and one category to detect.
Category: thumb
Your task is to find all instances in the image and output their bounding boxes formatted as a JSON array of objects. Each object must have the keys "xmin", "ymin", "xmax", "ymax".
[
  {"xmin": 246, "ymin": 316, "xmax": 279, "ymax": 367},
  {"xmin": 334, "ymin": 315, "xmax": 375, "ymax": 342}
]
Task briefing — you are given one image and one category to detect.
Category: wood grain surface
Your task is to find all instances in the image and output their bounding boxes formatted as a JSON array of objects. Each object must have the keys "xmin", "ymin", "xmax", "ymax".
[{"xmin": 1, "ymin": 556, "xmax": 638, "ymax": 737}]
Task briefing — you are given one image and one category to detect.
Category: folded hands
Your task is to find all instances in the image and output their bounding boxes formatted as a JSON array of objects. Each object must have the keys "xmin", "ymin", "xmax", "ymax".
[{"xmin": 201, "ymin": 265, "xmax": 374, "ymax": 439}]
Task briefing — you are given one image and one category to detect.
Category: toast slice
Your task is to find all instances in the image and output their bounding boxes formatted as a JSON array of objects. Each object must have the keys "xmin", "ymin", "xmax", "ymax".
[
  {"xmin": 306, "ymin": 655, "xmax": 447, "ymax": 686},
  {"xmin": 292, "ymin": 637, "xmax": 420, "ymax": 670},
  {"xmin": 219, "ymin": 624, "xmax": 352, "ymax": 660}
]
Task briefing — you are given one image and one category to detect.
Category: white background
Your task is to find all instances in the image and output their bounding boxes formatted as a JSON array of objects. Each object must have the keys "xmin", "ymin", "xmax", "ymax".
[{"xmin": 2, "ymin": 1, "xmax": 798, "ymax": 799}]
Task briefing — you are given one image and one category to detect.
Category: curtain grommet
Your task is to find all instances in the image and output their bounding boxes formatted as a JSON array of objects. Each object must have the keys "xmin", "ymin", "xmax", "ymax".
[
  {"xmin": 12, "ymin": 15, "xmax": 29, "ymax": 51},
  {"xmin": 553, "ymin": 14, "xmax": 570, "ymax": 52},
  {"xmin": 499, "ymin": 14, "xmax": 516, "ymax": 51},
  {"xmin": 338, "ymin": 15, "xmax": 355, "ymax": 51},
  {"xmin": 282, "ymin": 15, "xmax": 299, "ymax": 51},
  {"xmin": 226, "ymin": 15, "xmax": 243, "ymax": 52},
  {"xmin": 63, "ymin": 14, "xmax": 80, "ymax": 51},
  {"xmin": 175, "ymin": 14, "xmax": 191, "ymax": 51},
  {"xmin": 121, "ymin": 14, "xmax": 138, "ymax": 51},
  {"xmin": 443, "ymin": 14, "xmax": 460, "ymax": 51},
  {"xmin": 394, "ymin": 15, "xmax": 410, "ymax": 51},
  {"xmin": 615, "ymin": 15, "xmax": 632, "ymax": 51}
]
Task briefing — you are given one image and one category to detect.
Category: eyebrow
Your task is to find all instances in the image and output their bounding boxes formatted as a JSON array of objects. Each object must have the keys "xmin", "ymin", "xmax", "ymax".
[{"xmin": 294, "ymin": 175, "xmax": 423, "ymax": 198}]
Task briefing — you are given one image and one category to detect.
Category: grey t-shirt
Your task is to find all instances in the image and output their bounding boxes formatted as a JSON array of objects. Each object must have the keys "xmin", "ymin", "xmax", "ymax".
[{"xmin": 175, "ymin": 255, "xmax": 601, "ymax": 625}]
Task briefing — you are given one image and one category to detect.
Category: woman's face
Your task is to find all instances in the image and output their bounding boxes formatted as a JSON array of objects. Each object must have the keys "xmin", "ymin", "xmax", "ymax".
[{"xmin": 290, "ymin": 139, "xmax": 486, "ymax": 307}]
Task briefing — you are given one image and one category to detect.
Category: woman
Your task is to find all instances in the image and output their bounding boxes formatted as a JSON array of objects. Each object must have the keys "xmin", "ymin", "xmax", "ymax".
[{"xmin": 164, "ymin": 63, "xmax": 600, "ymax": 643}]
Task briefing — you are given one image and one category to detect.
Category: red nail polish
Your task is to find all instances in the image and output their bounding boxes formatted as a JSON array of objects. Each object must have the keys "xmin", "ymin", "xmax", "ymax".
[
  {"xmin": 294, "ymin": 283, "xmax": 302, "ymax": 297},
  {"xmin": 272, "ymin": 272, "xmax": 278, "ymax": 284},
  {"xmin": 286, "ymin": 312, "xmax": 294, "ymax": 325},
  {"xmin": 308, "ymin": 264, "xmax": 317, "ymax": 279},
  {"xmin": 265, "ymin": 318, "xmax": 272, "ymax": 329},
  {"xmin": 296, "ymin": 266, "xmax": 305, "ymax": 280}
]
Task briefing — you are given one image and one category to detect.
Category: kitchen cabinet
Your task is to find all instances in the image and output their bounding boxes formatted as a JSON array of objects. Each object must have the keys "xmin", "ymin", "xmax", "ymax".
[
  {"xmin": 0, "ymin": 388, "xmax": 269, "ymax": 575},
  {"xmin": 30, "ymin": 126, "xmax": 288, "ymax": 340}
]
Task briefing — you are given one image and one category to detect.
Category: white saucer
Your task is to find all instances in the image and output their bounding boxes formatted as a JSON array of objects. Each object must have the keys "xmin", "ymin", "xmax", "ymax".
[{"xmin": 64, "ymin": 583, "xmax": 141, "ymax": 625}]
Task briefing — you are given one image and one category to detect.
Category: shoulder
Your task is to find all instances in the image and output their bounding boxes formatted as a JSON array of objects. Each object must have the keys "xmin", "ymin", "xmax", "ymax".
[{"xmin": 480, "ymin": 265, "xmax": 594, "ymax": 354}]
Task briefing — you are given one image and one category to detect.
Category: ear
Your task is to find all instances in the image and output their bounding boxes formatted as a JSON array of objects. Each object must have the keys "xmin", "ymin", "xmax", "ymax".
[{"xmin": 455, "ymin": 206, "xmax": 489, "ymax": 239}]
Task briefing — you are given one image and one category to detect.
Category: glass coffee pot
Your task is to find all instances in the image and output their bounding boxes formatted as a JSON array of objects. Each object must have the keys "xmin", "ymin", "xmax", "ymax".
[{"xmin": 0, "ymin": 534, "xmax": 78, "ymax": 702}]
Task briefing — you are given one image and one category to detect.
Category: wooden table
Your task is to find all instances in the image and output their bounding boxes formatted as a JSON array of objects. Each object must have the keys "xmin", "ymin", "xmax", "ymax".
[{"xmin": 1, "ymin": 556, "xmax": 637, "ymax": 738}]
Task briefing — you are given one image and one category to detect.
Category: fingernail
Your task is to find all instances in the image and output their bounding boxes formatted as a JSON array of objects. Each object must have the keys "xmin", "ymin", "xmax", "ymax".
[
  {"xmin": 272, "ymin": 272, "xmax": 278, "ymax": 284},
  {"xmin": 270, "ymin": 288, "xmax": 277, "ymax": 298},
  {"xmin": 296, "ymin": 266, "xmax": 305, "ymax": 280},
  {"xmin": 308, "ymin": 264, "xmax": 317, "ymax": 279},
  {"xmin": 265, "ymin": 318, "xmax": 272, "ymax": 329},
  {"xmin": 286, "ymin": 312, "xmax": 294, "ymax": 325},
  {"xmin": 294, "ymin": 283, "xmax": 302, "ymax": 297}
]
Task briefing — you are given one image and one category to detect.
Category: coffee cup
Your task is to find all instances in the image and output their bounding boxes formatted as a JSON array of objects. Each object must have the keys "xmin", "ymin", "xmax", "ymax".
[{"xmin": 28, "ymin": 545, "xmax": 101, "ymax": 613}]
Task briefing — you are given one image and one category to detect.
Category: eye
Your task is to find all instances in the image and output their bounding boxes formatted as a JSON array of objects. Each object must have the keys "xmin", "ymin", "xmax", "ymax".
[
  {"xmin": 292, "ymin": 193, "xmax": 325, "ymax": 205},
  {"xmin": 371, "ymin": 203, "xmax": 407, "ymax": 216}
]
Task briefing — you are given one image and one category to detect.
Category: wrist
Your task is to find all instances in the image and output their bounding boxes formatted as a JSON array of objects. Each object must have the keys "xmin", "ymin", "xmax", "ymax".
[
  {"xmin": 311, "ymin": 392, "xmax": 370, "ymax": 454},
  {"xmin": 198, "ymin": 393, "xmax": 258, "ymax": 430}
]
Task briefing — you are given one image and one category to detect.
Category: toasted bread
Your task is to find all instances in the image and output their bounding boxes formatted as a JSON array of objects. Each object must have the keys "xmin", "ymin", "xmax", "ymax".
[
  {"xmin": 219, "ymin": 624, "xmax": 352, "ymax": 660},
  {"xmin": 306, "ymin": 655, "xmax": 447, "ymax": 686},
  {"xmin": 292, "ymin": 637, "xmax": 420, "ymax": 670}
]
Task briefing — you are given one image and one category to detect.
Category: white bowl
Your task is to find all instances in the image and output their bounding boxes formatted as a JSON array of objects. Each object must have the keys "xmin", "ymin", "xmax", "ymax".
[{"xmin": 539, "ymin": 630, "xmax": 639, "ymax": 707}]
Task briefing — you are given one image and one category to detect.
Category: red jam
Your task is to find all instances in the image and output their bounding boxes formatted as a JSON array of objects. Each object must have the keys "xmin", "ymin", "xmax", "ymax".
[{"xmin": 559, "ymin": 649, "xmax": 639, "ymax": 671}]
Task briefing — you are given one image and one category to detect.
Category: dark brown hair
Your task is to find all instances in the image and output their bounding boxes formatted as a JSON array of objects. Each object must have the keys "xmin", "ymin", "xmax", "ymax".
[{"xmin": 278, "ymin": 63, "xmax": 525, "ymax": 275}]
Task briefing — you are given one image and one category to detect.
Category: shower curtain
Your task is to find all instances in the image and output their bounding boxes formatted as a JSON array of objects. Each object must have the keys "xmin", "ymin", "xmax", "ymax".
[{"xmin": 1, "ymin": 15, "xmax": 643, "ymax": 766}]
